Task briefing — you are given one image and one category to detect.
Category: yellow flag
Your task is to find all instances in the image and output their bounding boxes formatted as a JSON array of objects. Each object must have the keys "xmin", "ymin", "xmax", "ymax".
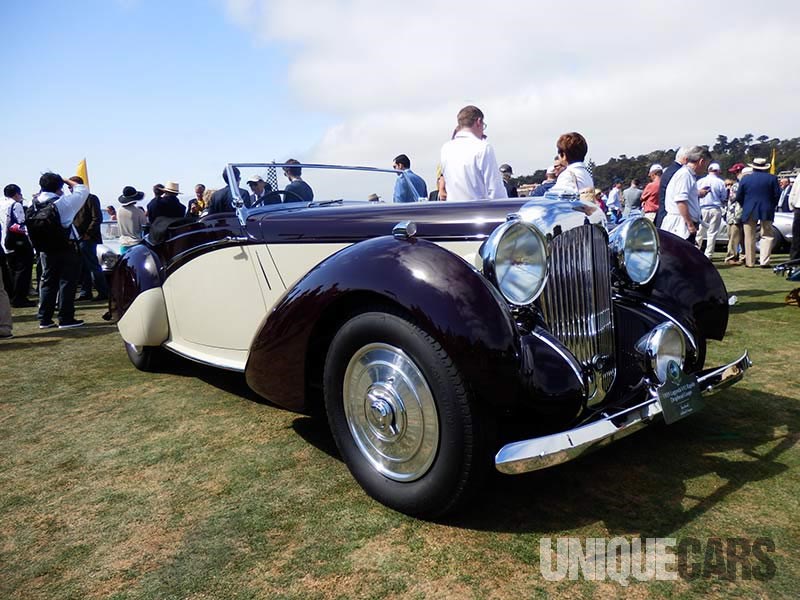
[
  {"xmin": 770, "ymin": 148, "xmax": 777, "ymax": 175},
  {"xmin": 76, "ymin": 158, "xmax": 89, "ymax": 187}
]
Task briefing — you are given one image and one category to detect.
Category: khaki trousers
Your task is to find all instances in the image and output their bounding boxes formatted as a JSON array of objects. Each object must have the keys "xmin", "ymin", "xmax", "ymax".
[
  {"xmin": 725, "ymin": 223, "xmax": 742, "ymax": 261},
  {"xmin": 743, "ymin": 219, "xmax": 774, "ymax": 267}
]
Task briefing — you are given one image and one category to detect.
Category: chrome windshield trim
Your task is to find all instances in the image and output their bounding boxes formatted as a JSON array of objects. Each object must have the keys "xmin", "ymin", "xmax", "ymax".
[{"xmin": 495, "ymin": 351, "xmax": 751, "ymax": 474}]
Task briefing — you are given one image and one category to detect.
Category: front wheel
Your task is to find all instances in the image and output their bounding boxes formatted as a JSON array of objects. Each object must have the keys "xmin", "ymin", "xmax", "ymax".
[
  {"xmin": 124, "ymin": 341, "xmax": 165, "ymax": 371},
  {"xmin": 324, "ymin": 311, "xmax": 489, "ymax": 518}
]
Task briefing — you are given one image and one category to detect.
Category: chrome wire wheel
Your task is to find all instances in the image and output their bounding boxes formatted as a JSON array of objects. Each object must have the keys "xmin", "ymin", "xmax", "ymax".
[{"xmin": 342, "ymin": 342, "xmax": 439, "ymax": 482}]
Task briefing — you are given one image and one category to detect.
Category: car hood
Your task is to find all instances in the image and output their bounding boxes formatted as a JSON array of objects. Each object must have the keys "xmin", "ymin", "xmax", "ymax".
[{"xmin": 250, "ymin": 198, "xmax": 606, "ymax": 244}]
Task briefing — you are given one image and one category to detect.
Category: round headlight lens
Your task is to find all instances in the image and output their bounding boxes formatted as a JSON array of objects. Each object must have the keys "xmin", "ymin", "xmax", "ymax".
[
  {"xmin": 636, "ymin": 322, "xmax": 686, "ymax": 384},
  {"xmin": 480, "ymin": 220, "xmax": 548, "ymax": 305},
  {"xmin": 609, "ymin": 217, "xmax": 660, "ymax": 285}
]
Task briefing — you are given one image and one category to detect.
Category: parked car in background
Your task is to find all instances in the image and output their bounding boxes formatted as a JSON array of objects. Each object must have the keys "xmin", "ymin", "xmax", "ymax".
[
  {"xmin": 109, "ymin": 163, "xmax": 751, "ymax": 518},
  {"xmin": 98, "ymin": 220, "xmax": 121, "ymax": 275},
  {"xmin": 715, "ymin": 210, "xmax": 793, "ymax": 252}
]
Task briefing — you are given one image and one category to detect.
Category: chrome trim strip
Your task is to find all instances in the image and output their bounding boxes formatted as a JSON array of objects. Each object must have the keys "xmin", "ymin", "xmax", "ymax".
[
  {"xmin": 529, "ymin": 330, "xmax": 585, "ymax": 393},
  {"xmin": 168, "ymin": 237, "xmax": 249, "ymax": 269},
  {"xmin": 162, "ymin": 342, "xmax": 246, "ymax": 373},
  {"xmin": 641, "ymin": 301, "xmax": 698, "ymax": 355},
  {"xmin": 495, "ymin": 351, "xmax": 751, "ymax": 474}
]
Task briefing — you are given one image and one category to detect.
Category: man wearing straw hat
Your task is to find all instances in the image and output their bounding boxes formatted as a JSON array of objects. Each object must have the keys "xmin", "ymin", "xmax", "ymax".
[
  {"xmin": 147, "ymin": 181, "xmax": 186, "ymax": 223},
  {"xmin": 735, "ymin": 157, "xmax": 780, "ymax": 267}
]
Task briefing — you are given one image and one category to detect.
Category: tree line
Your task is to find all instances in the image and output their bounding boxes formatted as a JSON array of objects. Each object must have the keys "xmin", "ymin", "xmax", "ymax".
[{"xmin": 512, "ymin": 135, "xmax": 800, "ymax": 191}]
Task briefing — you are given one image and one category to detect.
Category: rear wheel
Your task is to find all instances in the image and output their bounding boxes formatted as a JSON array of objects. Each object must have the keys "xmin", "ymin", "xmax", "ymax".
[
  {"xmin": 124, "ymin": 341, "xmax": 165, "ymax": 371},
  {"xmin": 323, "ymin": 311, "xmax": 489, "ymax": 518}
]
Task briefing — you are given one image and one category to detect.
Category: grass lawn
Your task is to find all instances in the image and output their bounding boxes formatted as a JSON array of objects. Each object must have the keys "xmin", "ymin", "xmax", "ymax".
[{"xmin": 1, "ymin": 256, "xmax": 799, "ymax": 599}]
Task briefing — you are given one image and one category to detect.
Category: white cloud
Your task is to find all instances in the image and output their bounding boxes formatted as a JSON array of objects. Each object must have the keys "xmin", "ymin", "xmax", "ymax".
[{"xmin": 224, "ymin": 0, "xmax": 800, "ymax": 182}]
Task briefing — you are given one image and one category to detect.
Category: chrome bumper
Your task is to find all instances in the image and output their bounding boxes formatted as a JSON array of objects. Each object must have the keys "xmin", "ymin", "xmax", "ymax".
[{"xmin": 495, "ymin": 351, "xmax": 752, "ymax": 475}]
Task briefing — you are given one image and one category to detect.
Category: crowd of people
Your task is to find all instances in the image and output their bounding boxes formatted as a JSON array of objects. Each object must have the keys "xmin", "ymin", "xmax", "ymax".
[{"xmin": 2, "ymin": 105, "xmax": 799, "ymax": 340}]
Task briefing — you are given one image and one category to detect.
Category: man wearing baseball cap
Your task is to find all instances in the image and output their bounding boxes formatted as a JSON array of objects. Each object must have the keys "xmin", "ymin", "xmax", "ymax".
[{"xmin": 695, "ymin": 162, "xmax": 727, "ymax": 260}]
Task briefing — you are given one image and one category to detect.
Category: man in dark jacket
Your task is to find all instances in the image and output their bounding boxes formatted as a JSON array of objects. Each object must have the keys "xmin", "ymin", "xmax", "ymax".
[
  {"xmin": 147, "ymin": 181, "xmax": 186, "ymax": 223},
  {"xmin": 72, "ymin": 176, "xmax": 108, "ymax": 301},
  {"xmin": 736, "ymin": 157, "xmax": 781, "ymax": 267},
  {"xmin": 208, "ymin": 166, "xmax": 252, "ymax": 214}
]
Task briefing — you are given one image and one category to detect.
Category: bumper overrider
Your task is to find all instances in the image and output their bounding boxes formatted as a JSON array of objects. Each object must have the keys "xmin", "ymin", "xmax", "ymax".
[{"xmin": 495, "ymin": 350, "xmax": 752, "ymax": 475}]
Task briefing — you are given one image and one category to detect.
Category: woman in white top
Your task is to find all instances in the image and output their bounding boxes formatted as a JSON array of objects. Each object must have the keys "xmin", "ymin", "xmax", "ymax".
[{"xmin": 551, "ymin": 131, "xmax": 594, "ymax": 195}]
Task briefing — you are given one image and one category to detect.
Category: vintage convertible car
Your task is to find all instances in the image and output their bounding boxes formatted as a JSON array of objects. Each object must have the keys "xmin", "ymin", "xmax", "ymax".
[{"xmin": 109, "ymin": 163, "xmax": 751, "ymax": 517}]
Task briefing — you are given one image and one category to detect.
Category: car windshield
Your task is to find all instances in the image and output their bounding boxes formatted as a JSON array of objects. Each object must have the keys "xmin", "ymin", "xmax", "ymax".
[
  {"xmin": 226, "ymin": 163, "xmax": 424, "ymax": 213},
  {"xmin": 101, "ymin": 219, "xmax": 120, "ymax": 241}
]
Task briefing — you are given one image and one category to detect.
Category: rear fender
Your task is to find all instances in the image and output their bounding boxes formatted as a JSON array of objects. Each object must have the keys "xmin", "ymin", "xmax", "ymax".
[{"xmin": 245, "ymin": 236, "xmax": 521, "ymax": 412}]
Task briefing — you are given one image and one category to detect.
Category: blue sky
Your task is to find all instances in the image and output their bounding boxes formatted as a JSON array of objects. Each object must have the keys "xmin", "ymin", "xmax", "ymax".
[
  {"xmin": 0, "ymin": 0, "xmax": 331, "ymax": 204},
  {"xmin": 2, "ymin": 0, "xmax": 798, "ymax": 207}
]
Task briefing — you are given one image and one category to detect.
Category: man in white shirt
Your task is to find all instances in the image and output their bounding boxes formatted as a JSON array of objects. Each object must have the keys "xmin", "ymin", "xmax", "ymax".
[
  {"xmin": 695, "ymin": 162, "xmax": 727, "ymax": 259},
  {"xmin": 440, "ymin": 105, "xmax": 507, "ymax": 201},
  {"xmin": 34, "ymin": 172, "xmax": 90, "ymax": 329},
  {"xmin": 660, "ymin": 146, "xmax": 712, "ymax": 243},
  {"xmin": 789, "ymin": 174, "xmax": 800, "ymax": 260},
  {"xmin": 607, "ymin": 180, "xmax": 623, "ymax": 222}
]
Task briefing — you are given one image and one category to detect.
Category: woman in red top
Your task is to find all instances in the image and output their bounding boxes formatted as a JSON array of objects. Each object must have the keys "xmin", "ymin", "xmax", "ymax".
[{"xmin": 641, "ymin": 164, "xmax": 663, "ymax": 220}]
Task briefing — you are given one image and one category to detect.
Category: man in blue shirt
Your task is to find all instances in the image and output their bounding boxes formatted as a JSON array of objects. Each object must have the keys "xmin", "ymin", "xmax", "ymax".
[{"xmin": 392, "ymin": 154, "xmax": 427, "ymax": 203}]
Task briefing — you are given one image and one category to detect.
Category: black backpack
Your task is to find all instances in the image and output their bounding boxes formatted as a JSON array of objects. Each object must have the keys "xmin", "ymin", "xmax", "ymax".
[{"xmin": 25, "ymin": 199, "xmax": 72, "ymax": 253}]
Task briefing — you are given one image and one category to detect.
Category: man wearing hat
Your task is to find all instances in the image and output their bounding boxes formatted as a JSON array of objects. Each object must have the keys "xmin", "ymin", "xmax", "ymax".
[
  {"xmin": 641, "ymin": 164, "xmax": 662, "ymax": 221},
  {"xmin": 695, "ymin": 162, "xmax": 727, "ymax": 260},
  {"xmin": 531, "ymin": 165, "xmax": 557, "ymax": 197},
  {"xmin": 147, "ymin": 181, "xmax": 186, "ymax": 223},
  {"xmin": 499, "ymin": 164, "xmax": 518, "ymax": 198},
  {"xmin": 735, "ymin": 157, "xmax": 781, "ymax": 267},
  {"xmin": 247, "ymin": 175, "xmax": 275, "ymax": 206},
  {"xmin": 117, "ymin": 186, "xmax": 147, "ymax": 254}
]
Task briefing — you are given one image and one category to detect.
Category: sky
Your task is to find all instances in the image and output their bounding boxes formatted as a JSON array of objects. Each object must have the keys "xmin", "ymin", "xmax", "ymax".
[{"xmin": 1, "ymin": 0, "xmax": 799, "ymax": 207}]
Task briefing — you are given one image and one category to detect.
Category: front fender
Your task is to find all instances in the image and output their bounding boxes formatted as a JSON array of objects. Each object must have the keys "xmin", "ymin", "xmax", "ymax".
[
  {"xmin": 632, "ymin": 230, "xmax": 729, "ymax": 341},
  {"xmin": 109, "ymin": 244, "xmax": 169, "ymax": 347},
  {"xmin": 109, "ymin": 243, "xmax": 163, "ymax": 320},
  {"xmin": 245, "ymin": 236, "xmax": 521, "ymax": 412}
]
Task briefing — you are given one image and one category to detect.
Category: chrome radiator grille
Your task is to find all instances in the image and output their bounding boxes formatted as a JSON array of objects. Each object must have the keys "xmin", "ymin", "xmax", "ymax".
[{"xmin": 539, "ymin": 224, "xmax": 615, "ymax": 404}]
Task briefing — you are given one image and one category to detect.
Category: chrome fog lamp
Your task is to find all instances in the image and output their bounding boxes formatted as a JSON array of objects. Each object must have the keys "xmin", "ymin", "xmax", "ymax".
[
  {"xmin": 636, "ymin": 322, "xmax": 686, "ymax": 384},
  {"xmin": 478, "ymin": 219, "xmax": 548, "ymax": 306},
  {"xmin": 609, "ymin": 217, "xmax": 660, "ymax": 285}
]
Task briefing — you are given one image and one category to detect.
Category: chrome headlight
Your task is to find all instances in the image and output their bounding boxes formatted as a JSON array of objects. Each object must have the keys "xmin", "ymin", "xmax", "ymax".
[
  {"xmin": 636, "ymin": 322, "xmax": 686, "ymax": 384},
  {"xmin": 608, "ymin": 217, "xmax": 660, "ymax": 285},
  {"xmin": 100, "ymin": 250, "xmax": 119, "ymax": 270},
  {"xmin": 478, "ymin": 219, "xmax": 548, "ymax": 306}
]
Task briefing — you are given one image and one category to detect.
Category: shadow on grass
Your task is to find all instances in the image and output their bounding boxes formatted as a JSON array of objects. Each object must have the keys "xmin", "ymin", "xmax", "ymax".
[
  {"xmin": 146, "ymin": 352, "xmax": 280, "ymax": 407},
  {"xmin": 9, "ymin": 314, "xmax": 41, "ymax": 323},
  {"xmin": 731, "ymin": 301, "xmax": 788, "ymax": 312},
  {"xmin": 129, "ymin": 350, "xmax": 798, "ymax": 536},
  {"xmin": 451, "ymin": 388, "xmax": 797, "ymax": 536}
]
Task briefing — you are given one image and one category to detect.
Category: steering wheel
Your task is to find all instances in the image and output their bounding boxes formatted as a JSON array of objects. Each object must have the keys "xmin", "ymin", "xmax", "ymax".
[{"xmin": 258, "ymin": 189, "xmax": 307, "ymax": 206}]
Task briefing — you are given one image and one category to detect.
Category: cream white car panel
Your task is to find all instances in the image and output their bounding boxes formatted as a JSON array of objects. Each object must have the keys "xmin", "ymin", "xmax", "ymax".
[
  {"xmin": 163, "ymin": 246, "xmax": 268, "ymax": 352},
  {"xmin": 267, "ymin": 243, "xmax": 350, "ymax": 289},
  {"xmin": 117, "ymin": 287, "xmax": 169, "ymax": 347}
]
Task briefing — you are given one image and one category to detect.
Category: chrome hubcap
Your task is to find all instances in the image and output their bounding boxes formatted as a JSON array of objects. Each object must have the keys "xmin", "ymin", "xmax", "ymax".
[{"xmin": 343, "ymin": 343, "xmax": 439, "ymax": 482}]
